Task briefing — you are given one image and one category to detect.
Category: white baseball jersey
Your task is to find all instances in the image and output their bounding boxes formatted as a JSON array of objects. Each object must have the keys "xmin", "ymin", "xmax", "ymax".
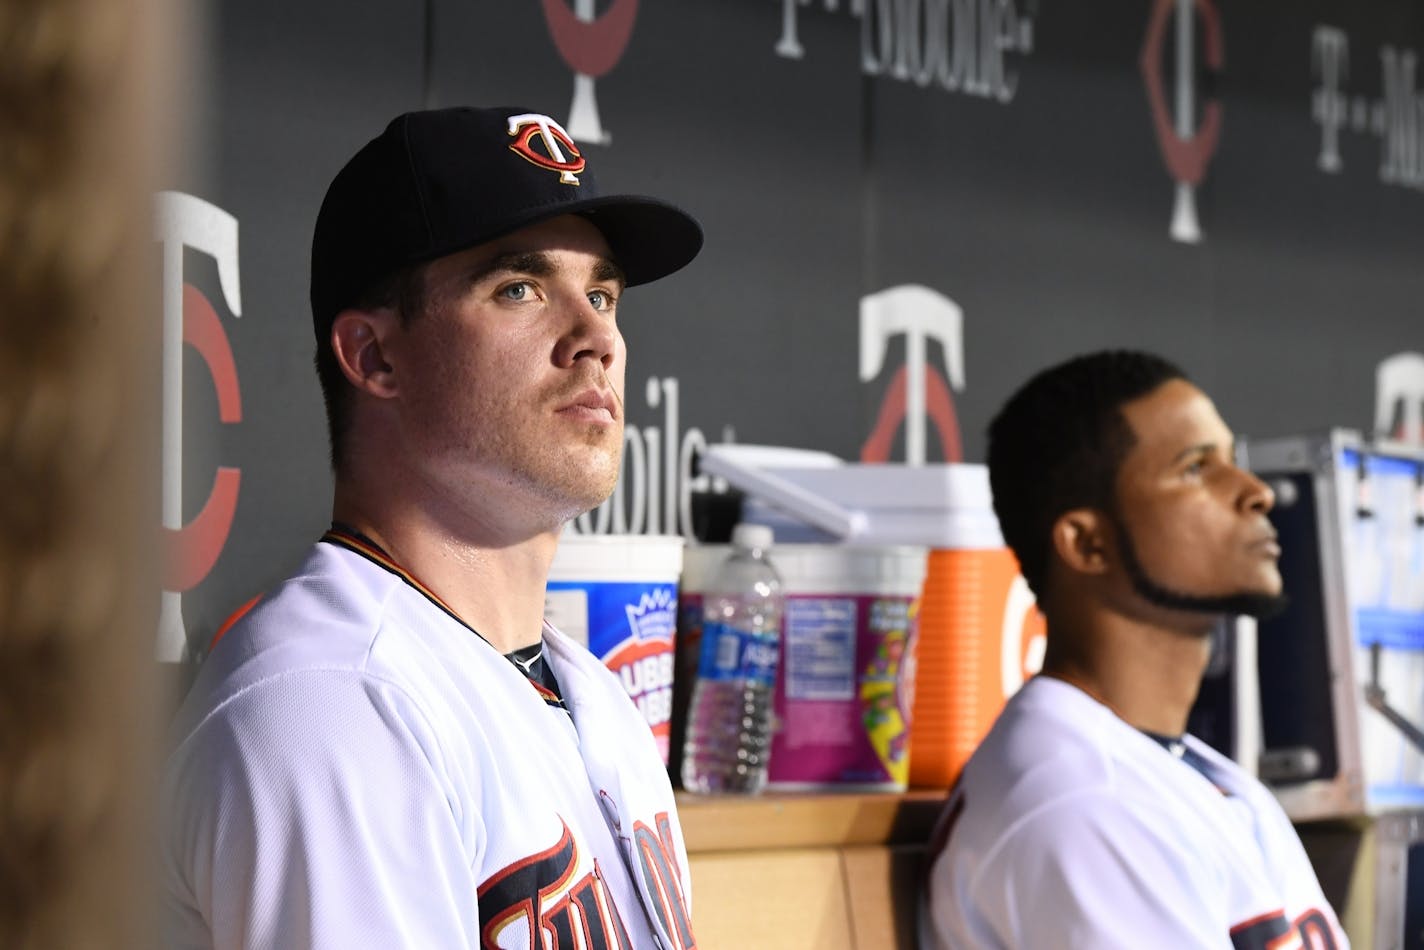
[
  {"xmin": 920, "ymin": 676, "xmax": 1349, "ymax": 950},
  {"xmin": 162, "ymin": 534, "xmax": 696, "ymax": 950}
]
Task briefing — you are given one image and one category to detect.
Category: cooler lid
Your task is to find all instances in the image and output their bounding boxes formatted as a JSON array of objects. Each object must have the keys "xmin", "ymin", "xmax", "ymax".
[{"xmin": 700, "ymin": 444, "xmax": 1003, "ymax": 548}]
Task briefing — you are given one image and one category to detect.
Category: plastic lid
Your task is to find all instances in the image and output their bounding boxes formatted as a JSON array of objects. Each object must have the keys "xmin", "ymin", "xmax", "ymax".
[{"xmin": 731, "ymin": 522, "xmax": 774, "ymax": 551}]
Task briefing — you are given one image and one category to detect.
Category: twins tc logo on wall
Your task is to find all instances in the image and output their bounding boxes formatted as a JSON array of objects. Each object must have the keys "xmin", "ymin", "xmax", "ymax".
[
  {"xmin": 1376, "ymin": 352, "xmax": 1424, "ymax": 445},
  {"xmin": 539, "ymin": 0, "xmax": 639, "ymax": 145},
  {"xmin": 859, "ymin": 284, "xmax": 964, "ymax": 463},
  {"xmin": 1140, "ymin": 0, "xmax": 1224, "ymax": 244},
  {"xmin": 154, "ymin": 192, "xmax": 244, "ymax": 662}
]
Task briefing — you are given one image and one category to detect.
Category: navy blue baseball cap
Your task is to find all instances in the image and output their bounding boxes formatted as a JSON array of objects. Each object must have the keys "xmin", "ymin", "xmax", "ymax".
[{"xmin": 310, "ymin": 106, "xmax": 704, "ymax": 342}]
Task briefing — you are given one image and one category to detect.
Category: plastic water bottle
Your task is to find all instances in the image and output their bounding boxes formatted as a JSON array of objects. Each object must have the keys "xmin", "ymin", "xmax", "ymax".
[{"xmin": 681, "ymin": 523, "xmax": 784, "ymax": 794}]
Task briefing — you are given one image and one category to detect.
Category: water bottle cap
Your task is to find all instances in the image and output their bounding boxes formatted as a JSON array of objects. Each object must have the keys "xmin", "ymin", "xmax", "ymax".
[{"xmin": 731, "ymin": 522, "xmax": 774, "ymax": 551}]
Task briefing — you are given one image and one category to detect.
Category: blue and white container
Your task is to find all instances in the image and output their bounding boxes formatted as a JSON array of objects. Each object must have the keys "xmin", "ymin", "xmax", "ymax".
[{"xmin": 545, "ymin": 532, "xmax": 685, "ymax": 764}]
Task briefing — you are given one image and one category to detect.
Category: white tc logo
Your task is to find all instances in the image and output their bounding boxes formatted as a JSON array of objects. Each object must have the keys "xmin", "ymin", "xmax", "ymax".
[
  {"xmin": 1376, "ymin": 351, "xmax": 1424, "ymax": 445},
  {"xmin": 859, "ymin": 284, "xmax": 965, "ymax": 465}
]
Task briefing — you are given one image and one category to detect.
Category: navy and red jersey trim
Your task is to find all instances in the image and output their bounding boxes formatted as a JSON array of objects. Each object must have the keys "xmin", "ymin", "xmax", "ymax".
[
  {"xmin": 321, "ymin": 525, "xmax": 567, "ymax": 711},
  {"xmin": 1230, "ymin": 906, "xmax": 1343, "ymax": 950}
]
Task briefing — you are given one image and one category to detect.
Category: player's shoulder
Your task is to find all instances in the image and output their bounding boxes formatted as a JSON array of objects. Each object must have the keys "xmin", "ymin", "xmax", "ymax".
[
  {"xmin": 953, "ymin": 677, "xmax": 1173, "ymax": 834},
  {"xmin": 960, "ymin": 678, "xmax": 1117, "ymax": 788},
  {"xmin": 213, "ymin": 541, "xmax": 404, "ymax": 657},
  {"xmin": 925, "ymin": 686, "xmax": 1155, "ymax": 945},
  {"xmin": 169, "ymin": 541, "xmax": 429, "ymax": 737}
]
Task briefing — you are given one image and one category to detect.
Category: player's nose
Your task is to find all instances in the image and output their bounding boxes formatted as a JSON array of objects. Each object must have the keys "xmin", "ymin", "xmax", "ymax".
[
  {"xmin": 1237, "ymin": 466, "xmax": 1275, "ymax": 515},
  {"xmin": 554, "ymin": 291, "xmax": 619, "ymax": 371}
]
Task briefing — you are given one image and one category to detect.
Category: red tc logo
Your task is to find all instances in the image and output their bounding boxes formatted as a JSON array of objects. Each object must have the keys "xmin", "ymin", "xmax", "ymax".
[
  {"xmin": 507, "ymin": 113, "xmax": 587, "ymax": 185},
  {"xmin": 539, "ymin": 0, "xmax": 640, "ymax": 144},
  {"xmin": 1140, "ymin": 0, "xmax": 1224, "ymax": 244},
  {"xmin": 154, "ymin": 191, "xmax": 243, "ymax": 661}
]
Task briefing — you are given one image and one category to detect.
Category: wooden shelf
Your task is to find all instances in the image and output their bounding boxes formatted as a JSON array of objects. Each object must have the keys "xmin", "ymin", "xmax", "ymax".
[
  {"xmin": 677, "ymin": 788, "xmax": 948, "ymax": 852},
  {"xmin": 676, "ymin": 790, "xmax": 947, "ymax": 948}
]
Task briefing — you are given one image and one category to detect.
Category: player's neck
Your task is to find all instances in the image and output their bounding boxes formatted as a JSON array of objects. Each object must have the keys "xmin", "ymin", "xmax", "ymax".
[
  {"xmin": 1040, "ymin": 611, "xmax": 1213, "ymax": 737},
  {"xmin": 332, "ymin": 485, "xmax": 559, "ymax": 654}
]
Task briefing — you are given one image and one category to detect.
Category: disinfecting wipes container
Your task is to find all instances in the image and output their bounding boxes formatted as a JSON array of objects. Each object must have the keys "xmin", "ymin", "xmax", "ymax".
[
  {"xmin": 545, "ymin": 533, "xmax": 685, "ymax": 764},
  {"xmin": 682, "ymin": 542, "xmax": 928, "ymax": 791}
]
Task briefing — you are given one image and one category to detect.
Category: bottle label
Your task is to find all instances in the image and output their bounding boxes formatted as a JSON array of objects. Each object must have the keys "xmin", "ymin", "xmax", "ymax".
[{"xmin": 696, "ymin": 621, "xmax": 778, "ymax": 686}]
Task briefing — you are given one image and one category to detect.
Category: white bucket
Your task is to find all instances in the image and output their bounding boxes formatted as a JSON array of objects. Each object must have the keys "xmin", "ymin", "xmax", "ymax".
[
  {"xmin": 545, "ymin": 533, "xmax": 685, "ymax": 764},
  {"xmin": 680, "ymin": 542, "xmax": 928, "ymax": 791}
]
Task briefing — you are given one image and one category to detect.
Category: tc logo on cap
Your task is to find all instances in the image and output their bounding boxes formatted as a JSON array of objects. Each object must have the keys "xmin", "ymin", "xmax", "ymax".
[{"xmin": 506, "ymin": 113, "xmax": 586, "ymax": 185}]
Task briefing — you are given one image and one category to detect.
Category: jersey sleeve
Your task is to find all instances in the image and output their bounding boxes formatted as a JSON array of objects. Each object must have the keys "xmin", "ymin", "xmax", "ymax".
[
  {"xmin": 965, "ymin": 790, "xmax": 1232, "ymax": 949},
  {"xmin": 162, "ymin": 669, "xmax": 482, "ymax": 950}
]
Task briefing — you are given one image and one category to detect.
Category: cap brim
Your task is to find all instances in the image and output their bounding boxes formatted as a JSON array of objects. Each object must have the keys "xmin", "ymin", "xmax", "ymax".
[{"xmin": 529, "ymin": 194, "xmax": 704, "ymax": 288}]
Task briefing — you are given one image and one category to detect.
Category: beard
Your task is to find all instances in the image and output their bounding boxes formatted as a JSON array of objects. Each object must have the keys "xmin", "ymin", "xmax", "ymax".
[{"xmin": 1114, "ymin": 520, "xmax": 1289, "ymax": 621}]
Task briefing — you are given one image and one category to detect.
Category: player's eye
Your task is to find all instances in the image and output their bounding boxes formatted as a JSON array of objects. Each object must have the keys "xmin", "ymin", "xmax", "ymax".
[
  {"xmin": 587, "ymin": 289, "xmax": 615, "ymax": 311},
  {"xmin": 1182, "ymin": 455, "xmax": 1211, "ymax": 479},
  {"xmin": 498, "ymin": 281, "xmax": 534, "ymax": 301}
]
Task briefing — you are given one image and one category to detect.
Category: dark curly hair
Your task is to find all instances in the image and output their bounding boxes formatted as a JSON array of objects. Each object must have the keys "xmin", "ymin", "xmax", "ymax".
[{"xmin": 987, "ymin": 350, "xmax": 1187, "ymax": 600}]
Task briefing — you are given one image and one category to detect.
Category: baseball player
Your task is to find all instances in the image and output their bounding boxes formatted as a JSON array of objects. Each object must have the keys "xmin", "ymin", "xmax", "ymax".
[
  {"xmin": 921, "ymin": 351, "xmax": 1349, "ymax": 949},
  {"xmin": 161, "ymin": 107, "xmax": 703, "ymax": 949}
]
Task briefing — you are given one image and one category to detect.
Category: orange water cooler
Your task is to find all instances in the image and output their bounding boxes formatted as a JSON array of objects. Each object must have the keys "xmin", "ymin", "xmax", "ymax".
[{"xmin": 910, "ymin": 544, "xmax": 1046, "ymax": 788}]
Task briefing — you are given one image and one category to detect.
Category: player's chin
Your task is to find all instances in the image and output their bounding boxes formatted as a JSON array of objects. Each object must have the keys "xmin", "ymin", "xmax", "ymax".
[
  {"xmin": 546, "ymin": 481, "xmax": 618, "ymax": 529},
  {"xmin": 1221, "ymin": 567, "xmax": 1289, "ymax": 620},
  {"xmin": 1246, "ymin": 561, "xmax": 1284, "ymax": 597},
  {"xmin": 565, "ymin": 454, "xmax": 621, "ymax": 509}
]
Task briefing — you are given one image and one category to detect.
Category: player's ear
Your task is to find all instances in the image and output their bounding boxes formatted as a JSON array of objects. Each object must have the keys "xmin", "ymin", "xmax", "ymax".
[
  {"xmin": 330, "ymin": 308, "xmax": 399, "ymax": 399},
  {"xmin": 1051, "ymin": 508, "xmax": 1111, "ymax": 577}
]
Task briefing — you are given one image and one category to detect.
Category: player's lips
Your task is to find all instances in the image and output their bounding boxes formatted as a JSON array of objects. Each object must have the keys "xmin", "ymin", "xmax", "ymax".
[
  {"xmin": 555, "ymin": 387, "xmax": 620, "ymax": 424},
  {"xmin": 1247, "ymin": 529, "xmax": 1280, "ymax": 558}
]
